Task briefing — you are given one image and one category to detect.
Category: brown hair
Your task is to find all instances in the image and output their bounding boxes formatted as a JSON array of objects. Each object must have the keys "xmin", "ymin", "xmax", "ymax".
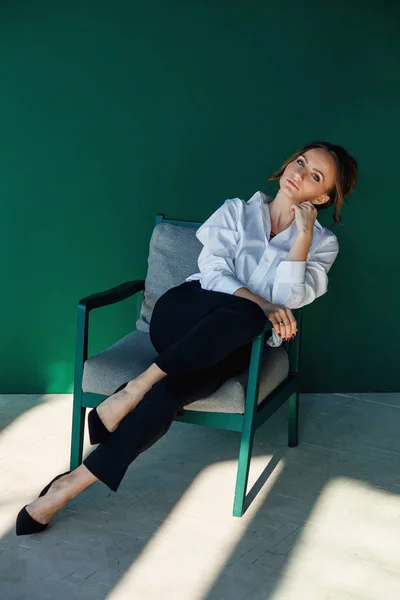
[{"xmin": 268, "ymin": 141, "xmax": 358, "ymax": 227}]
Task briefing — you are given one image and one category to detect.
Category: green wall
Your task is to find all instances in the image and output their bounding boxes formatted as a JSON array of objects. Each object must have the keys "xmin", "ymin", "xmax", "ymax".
[{"xmin": 1, "ymin": 1, "xmax": 398, "ymax": 393}]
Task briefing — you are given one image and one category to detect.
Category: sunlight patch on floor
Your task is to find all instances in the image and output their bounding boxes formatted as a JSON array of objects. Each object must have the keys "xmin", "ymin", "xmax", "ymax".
[
  {"xmin": 269, "ymin": 477, "xmax": 400, "ymax": 600},
  {"xmin": 108, "ymin": 456, "xmax": 286, "ymax": 600}
]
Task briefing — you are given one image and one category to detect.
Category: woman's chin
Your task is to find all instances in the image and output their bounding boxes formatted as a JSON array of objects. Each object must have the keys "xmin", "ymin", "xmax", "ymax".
[{"xmin": 280, "ymin": 182, "xmax": 299, "ymax": 198}]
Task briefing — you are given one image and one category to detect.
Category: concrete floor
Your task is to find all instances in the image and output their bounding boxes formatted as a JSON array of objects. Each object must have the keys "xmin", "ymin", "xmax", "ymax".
[{"xmin": 0, "ymin": 391, "xmax": 399, "ymax": 600}]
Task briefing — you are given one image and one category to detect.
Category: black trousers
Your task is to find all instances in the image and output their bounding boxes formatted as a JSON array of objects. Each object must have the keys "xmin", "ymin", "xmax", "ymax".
[{"xmin": 83, "ymin": 280, "xmax": 267, "ymax": 491}]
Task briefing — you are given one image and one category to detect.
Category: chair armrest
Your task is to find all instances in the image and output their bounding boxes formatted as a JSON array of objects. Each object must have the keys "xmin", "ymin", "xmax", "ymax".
[
  {"xmin": 255, "ymin": 320, "xmax": 273, "ymax": 344},
  {"xmin": 262, "ymin": 321, "xmax": 273, "ymax": 336},
  {"xmin": 74, "ymin": 279, "xmax": 146, "ymax": 372},
  {"xmin": 241, "ymin": 321, "xmax": 271, "ymax": 421},
  {"xmin": 78, "ymin": 279, "xmax": 145, "ymax": 312}
]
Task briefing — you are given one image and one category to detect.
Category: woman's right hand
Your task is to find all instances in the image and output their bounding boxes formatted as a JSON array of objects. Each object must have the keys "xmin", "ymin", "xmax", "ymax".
[{"xmin": 263, "ymin": 302, "xmax": 297, "ymax": 342}]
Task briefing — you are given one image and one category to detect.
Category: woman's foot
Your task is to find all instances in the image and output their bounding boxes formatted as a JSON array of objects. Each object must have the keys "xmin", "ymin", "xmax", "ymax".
[
  {"xmin": 96, "ymin": 379, "xmax": 150, "ymax": 434},
  {"xmin": 22, "ymin": 466, "xmax": 98, "ymax": 529},
  {"xmin": 95, "ymin": 364, "xmax": 168, "ymax": 436},
  {"xmin": 24, "ymin": 472, "xmax": 72, "ymax": 526}
]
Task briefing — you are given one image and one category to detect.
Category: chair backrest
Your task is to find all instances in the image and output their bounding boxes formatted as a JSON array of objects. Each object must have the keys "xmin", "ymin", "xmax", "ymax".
[{"xmin": 136, "ymin": 214, "xmax": 203, "ymax": 333}]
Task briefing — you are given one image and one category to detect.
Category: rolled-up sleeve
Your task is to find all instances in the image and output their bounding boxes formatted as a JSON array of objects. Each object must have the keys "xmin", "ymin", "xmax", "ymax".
[
  {"xmin": 271, "ymin": 235, "xmax": 339, "ymax": 309},
  {"xmin": 195, "ymin": 198, "xmax": 245, "ymax": 295}
]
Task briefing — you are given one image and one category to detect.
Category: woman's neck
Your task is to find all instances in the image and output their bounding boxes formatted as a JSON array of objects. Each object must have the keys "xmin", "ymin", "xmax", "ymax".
[{"xmin": 268, "ymin": 190, "xmax": 295, "ymax": 233}]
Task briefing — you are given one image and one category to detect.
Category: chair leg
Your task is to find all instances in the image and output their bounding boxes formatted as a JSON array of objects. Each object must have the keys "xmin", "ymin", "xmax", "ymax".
[
  {"xmin": 232, "ymin": 327, "xmax": 266, "ymax": 517},
  {"xmin": 70, "ymin": 400, "xmax": 86, "ymax": 471},
  {"xmin": 233, "ymin": 426, "xmax": 255, "ymax": 517},
  {"xmin": 288, "ymin": 391, "xmax": 299, "ymax": 447}
]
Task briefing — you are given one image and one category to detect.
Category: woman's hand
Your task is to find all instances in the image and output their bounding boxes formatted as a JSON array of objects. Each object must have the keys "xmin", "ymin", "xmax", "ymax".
[
  {"xmin": 290, "ymin": 201, "xmax": 317, "ymax": 236},
  {"xmin": 263, "ymin": 302, "xmax": 297, "ymax": 342}
]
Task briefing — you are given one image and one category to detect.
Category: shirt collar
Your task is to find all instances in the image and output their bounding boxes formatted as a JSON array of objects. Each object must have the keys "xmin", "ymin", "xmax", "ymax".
[{"xmin": 247, "ymin": 190, "xmax": 323, "ymax": 231}]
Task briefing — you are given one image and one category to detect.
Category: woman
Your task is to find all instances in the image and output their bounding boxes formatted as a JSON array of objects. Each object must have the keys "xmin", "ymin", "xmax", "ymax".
[{"xmin": 16, "ymin": 140, "xmax": 357, "ymax": 535}]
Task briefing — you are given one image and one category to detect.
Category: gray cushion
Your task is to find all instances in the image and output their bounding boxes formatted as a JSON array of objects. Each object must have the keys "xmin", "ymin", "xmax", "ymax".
[
  {"xmin": 82, "ymin": 330, "xmax": 289, "ymax": 414},
  {"xmin": 136, "ymin": 223, "xmax": 203, "ymax": 333}
]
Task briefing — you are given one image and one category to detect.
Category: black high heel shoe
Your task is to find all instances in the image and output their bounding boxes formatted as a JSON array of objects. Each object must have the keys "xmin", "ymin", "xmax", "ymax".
[
  {"xmin": 88, "ymin": 382, "xmax": 129, "ymax": 445},
  {"xmin": 15, "ymin": 471, "xmax": 71, "ymax": 536}
]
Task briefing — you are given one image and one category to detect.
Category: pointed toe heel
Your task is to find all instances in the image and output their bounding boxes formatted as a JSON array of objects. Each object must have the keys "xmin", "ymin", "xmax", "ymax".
[
  {"xmin": 88, "ymin": 407, "xmax": 111, "ymax": 445},
  {"xmin": 16, "ymin": 471, "xmax": 71, "ymax": 536},
  {"xmin": 16, "ymin": 506, "xmax": 48, "ymax": 536}
]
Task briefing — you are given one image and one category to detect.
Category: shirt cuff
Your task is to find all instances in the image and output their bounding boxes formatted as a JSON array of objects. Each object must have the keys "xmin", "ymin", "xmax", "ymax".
[
  {"xmin": 275, "ymin": 260, "xmax": 306, "ymax": 284},
  {"xmin": 266, "ymin": 329, "xmax": 283, "ymax": 348}
]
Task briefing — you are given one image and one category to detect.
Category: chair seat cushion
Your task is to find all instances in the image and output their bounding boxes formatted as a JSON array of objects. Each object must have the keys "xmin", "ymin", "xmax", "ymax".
[{"xmin": 82, "ymin": 330, "xmax": 289, "ymax": 414}]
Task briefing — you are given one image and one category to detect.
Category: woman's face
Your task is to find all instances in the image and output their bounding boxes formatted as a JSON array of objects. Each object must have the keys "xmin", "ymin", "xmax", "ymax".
[{"xmin": 280, "ymin": 148, "xmax": 337, "ymax": 206}]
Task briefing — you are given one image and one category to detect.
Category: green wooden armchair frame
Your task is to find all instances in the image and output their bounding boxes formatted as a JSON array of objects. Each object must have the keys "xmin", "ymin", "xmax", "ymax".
[{"xmin": 70, "ymin": 213, "xmax": 302, "ymax": 517}]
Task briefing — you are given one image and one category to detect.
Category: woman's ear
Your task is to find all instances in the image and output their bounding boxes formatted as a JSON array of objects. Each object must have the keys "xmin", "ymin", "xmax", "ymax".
[{"xmin": 314, "ymin": 193, "xmax": 330, "ymax": 206}]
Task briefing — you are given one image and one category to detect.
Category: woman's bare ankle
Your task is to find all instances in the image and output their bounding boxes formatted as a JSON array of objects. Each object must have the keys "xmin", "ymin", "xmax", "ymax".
[
  {"xmin": 53, "ymin": 466, "xmax": 97, "ymax": 501},
  {"xmin": 132, "ymin": 363, "xmax": 167, "ymax": 391},
  {"xmin": 26, "ymin": 466, "xmax": 97, "ymax": 524},
  {"xmin": 96, "ymin": 365, "xmax": 168, "ymax": 431}
]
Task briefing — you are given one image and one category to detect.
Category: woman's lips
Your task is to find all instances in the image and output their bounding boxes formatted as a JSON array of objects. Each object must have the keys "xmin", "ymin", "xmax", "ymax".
[{"xmin": 287, "ymin": 178, "xmax": 299, "ymax": 190}]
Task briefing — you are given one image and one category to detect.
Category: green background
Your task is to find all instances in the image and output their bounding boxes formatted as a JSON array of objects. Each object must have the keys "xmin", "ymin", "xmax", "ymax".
[{"xmin": 1, "ymin": 1, "xmax": 398, "ymax": 393}]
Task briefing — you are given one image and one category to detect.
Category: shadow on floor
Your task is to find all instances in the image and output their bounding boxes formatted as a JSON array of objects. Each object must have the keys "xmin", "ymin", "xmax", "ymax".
[{"xmin": 0, "ymin": 392, "xmax": 399, "ymax": 600}]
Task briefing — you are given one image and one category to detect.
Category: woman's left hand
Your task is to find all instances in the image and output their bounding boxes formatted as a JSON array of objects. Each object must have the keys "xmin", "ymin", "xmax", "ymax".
[{"xmin": 290, "ymin": 201, "xmax": 317, "ymax": 235}]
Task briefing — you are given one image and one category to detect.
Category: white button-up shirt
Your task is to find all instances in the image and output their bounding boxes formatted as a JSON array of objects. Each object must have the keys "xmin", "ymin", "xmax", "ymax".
[{"xmin": 185, "ymin": 191, "xmax": 339, "ymax": 348}]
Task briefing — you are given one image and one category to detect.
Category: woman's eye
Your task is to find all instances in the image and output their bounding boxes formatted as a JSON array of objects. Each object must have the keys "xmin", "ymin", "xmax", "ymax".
[
  {"xmin": 297, "ymin": 159, "xmax": 320, "ymax": 182},
  {"xmin": 297, "ymin": 158, "xmax": 320, "ymax": 182}
]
